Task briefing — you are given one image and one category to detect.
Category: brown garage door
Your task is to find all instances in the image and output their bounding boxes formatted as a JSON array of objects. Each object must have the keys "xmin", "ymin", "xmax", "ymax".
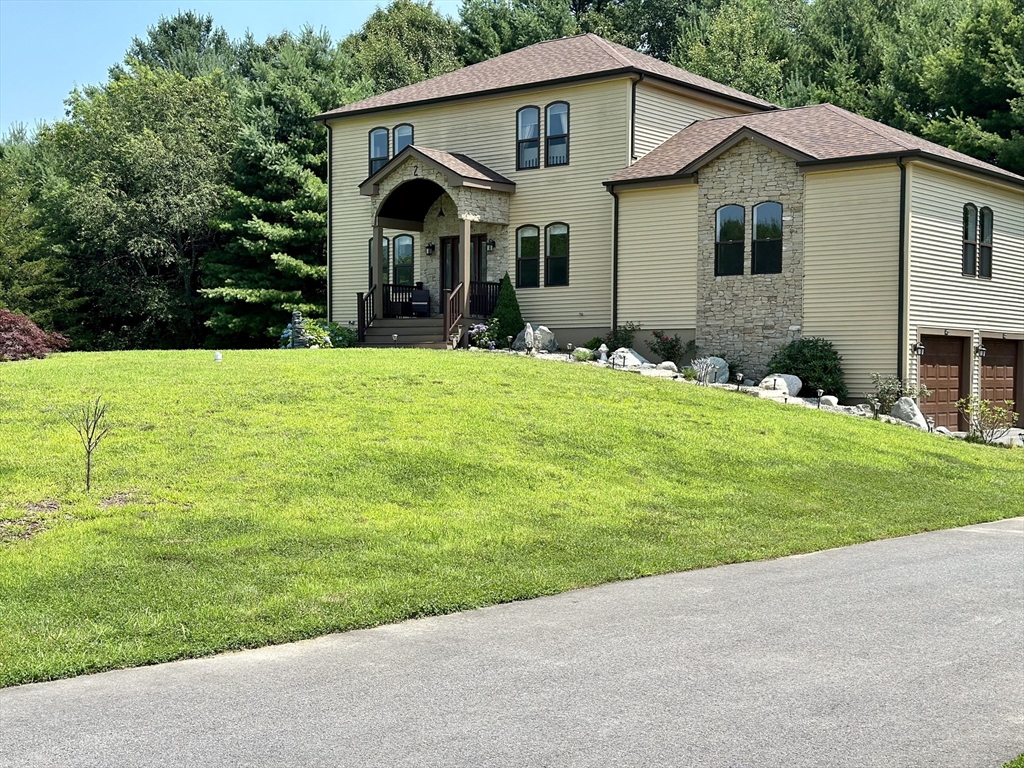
[
  {"xmin": 980, "ymin": 338, "xmax": 1019, "ymax": 417},
  {"xmin": 919, "ymin": 335, "xmax": 966, "ymax": 431}
]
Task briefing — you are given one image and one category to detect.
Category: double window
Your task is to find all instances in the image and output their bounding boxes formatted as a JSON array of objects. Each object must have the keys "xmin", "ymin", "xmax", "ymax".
[
  {"xmin": 517, "ymin": 103, "xmax": 570, "ymax": 169},
  {"xmin": 715, "ymin": 203, "xmax": 784, "ymax": 276},
  {"xmin": 963, "ymin": 203, "xmax": 993, "ymax": 278},
  {"xmin": 516, "ymin": 223, "xmax": 570, "ymax": 288}
]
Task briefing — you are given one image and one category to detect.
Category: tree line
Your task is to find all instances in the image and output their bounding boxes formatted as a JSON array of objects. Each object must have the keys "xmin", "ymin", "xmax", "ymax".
[{"xmin": 1, "ymin": 0, "xmax": 1020, "ymax": 350}]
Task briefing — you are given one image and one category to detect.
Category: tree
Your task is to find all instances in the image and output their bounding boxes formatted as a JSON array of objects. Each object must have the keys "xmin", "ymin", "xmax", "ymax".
[
  {"xmin": 35, "ymin": 68, "xmax": 234, "ymax": 349},
  {"xmin": 490, "ymin": 273, "xmax": 525, "ymax": 346},
  {"xmin": 201, "ymin": 30, "xmax": 371, "ymax": 346},
  {"xmin": 459, "ymin": 0, "xmax": 579, "ymax": 64},
  {"xmin": 112, "ymin": 11, "xmax": 236, "ymax": 80},
  {"xmin": 343, "ymin": 1, "xmax": 462, "ymax": 93}
]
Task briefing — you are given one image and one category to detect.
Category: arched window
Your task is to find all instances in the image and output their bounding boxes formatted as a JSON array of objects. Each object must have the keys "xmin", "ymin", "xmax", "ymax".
[
  {"xmin": 545, "ymin": 223, "xmax": 569, "ymax": 286},
  {"xmin": 369, "ymin": 128, "xmax": 389, "ymax": 175},
  {"xmin": 394, "ymin": 235, "xmax": 414, "ymax": 286},
  {"xmin": 979, "ymin": 207, "xmax": 993, "ymax": 278},
  {"xmin": 962, "ymin": 203, "xmax": 977, "ymax": 275},
  {"xmin": 394, "ymin": 124, "xmax": 414, "ymax": 154},
  {"xmin": 715, "ymin": 205, "xmax": 745, "ymax": 276},
  {"xmin": 752, "ymin": 202, "xmax": 783, "ymax": 274},
  {"xmin": 516, "ymin": 226, "xmax": 540, "ymax": 288},
  {"xmin": 368, "ymin": 236, "xmax": 389, "ymax": 288},
  {"xmin": 545, "ymin": 102, "xmax": 569, "ymax": 167},
  {"xmin": 517, "ymin": 106, "xmax": 540, "ymax": 170}
]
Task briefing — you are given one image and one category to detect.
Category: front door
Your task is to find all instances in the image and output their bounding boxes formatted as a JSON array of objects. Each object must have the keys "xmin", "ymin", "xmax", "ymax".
[{"xmin": 440, "ymin": 236, "xmax": 459, "ymax": 294}]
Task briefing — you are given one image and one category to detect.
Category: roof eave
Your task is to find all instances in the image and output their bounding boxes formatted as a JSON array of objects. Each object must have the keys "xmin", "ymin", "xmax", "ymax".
[
  {"xmin": 604, "ymin": 172, "xmax": 695, "ymax": 190},
  {"xmin": 798, "ymin": 151, "xmax": 1024, "ymax": 189}
]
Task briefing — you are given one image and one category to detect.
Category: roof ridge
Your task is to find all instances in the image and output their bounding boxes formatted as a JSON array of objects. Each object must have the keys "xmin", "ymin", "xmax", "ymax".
[
  {"xmin": 585, "ymin": 33, "xmax": 636, "ymax": 69},
  {"xmin": 823, "ymin": 103, "xmax": 913, "ymax": 151}
]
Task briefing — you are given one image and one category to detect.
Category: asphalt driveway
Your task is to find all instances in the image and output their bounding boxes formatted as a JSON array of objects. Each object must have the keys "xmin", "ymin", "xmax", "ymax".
[{"xmin": 2, "ymin": 517, "xmax": 1022, "ymax": 767}]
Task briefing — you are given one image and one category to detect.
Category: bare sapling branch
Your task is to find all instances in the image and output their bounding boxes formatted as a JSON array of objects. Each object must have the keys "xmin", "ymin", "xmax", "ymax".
[{"xmin": 63, "ymin": 396, "xmax": 111, "ymax": 491}]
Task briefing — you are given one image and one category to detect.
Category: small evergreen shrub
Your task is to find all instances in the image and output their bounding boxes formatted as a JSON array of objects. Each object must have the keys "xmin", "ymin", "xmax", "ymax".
[
  {"xmin": 0, "ymin": 309, "xmax": 69, "ymax": 362},
  {"xmin": 489, "ymin": 273, "xmax": 524, "ymax": 347},
  {"xmin": 647, "ymin": 330, "xmax": 697, "ymax": 366},
  {"xmin": 766, "ymin": 337, "xmax": 848, "ymax": 398},
  {"xmin": 583, "ymin": 337, "xmax": 605, "ymax": 350},
  {"xmin": 605, "ymin": 321, "xmax": 642, "ymax": 350},
  {"xmin": 572, "ymin": 347, "xmax": 594, "ymax": 361}
]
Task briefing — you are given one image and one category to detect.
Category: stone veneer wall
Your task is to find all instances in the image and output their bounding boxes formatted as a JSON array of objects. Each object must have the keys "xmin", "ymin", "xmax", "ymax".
[
  {"xmin": 370, "ymin": 157, "xmax": 511, "ymax": 315},
  {"xmin": 696, "ymin": 139, "xmax": 804, "ymax": 378}
]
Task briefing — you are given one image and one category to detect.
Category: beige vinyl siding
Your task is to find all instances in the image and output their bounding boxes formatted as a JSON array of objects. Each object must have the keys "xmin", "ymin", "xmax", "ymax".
[
  {"xmin": 617, "ymin": 185, "xmax": 698, "ymax": 327},
  {"xmin": 633, "ymin": 81, "xmax": 747, "ymax": 159},
  {"xmin": 906, "ymin": 162, "xmax": 1024, "ymax": 395},
  {"xmin": 329, "ymin": 78, "xmax": 632, "ymax": 328},
  {"xmin": 803, "ymin": 165, "xmax": 902, "ymax": 396}
]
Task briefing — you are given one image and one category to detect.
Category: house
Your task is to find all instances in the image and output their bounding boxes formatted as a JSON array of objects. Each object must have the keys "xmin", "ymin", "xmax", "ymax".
[{"xmin": 316, "ymin": 34, "xmax": 1023, "ymax": 429}]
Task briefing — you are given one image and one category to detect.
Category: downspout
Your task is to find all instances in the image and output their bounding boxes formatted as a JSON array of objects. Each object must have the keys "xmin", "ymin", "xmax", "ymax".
[
  {"xmin": 609, "ymin": 186, "xmax": 620, "ymax": 331},
  {"xmin": 897, "ymin": 156, "xmax": 907, "ymax": 381},
  {"xmin": 326, "ymin": 120, "xmax": 334, "ymax": 323},
  {"xmin": 630, "ymin": 74, "xmax": 643, "ymax": 163}
]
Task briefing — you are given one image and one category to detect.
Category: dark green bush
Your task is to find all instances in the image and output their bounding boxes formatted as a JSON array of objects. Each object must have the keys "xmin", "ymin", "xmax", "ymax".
[
  {"xmin": 605, "ymin": 321, "xmax": 642, "ymax": 350},
  {"xmin": 489, "ymin": 273, "xmax": 524, "ymax": 347},
  {"xmin": 766, "ymin": 337, "xmax": 848, "ymax": 398},
  {"xmin": 583, "ymin": 337, "xmax": 605, "ymax": 350}
]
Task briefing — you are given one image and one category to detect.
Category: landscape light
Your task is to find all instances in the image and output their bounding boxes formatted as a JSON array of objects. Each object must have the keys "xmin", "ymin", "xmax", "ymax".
[
  {"xmin": 817, "ymin": 388, "xmax": 824, "ymax": 408},
  {"xmin": 507, "ymin": 335, "xmax": 513, "ymax": 351},
  {"xmin": 392, "ymin": 333, "xmax": 398, "ymax": 342},
  {"xmin": 926, "ymin": 416, "xmax": 935, "ymax": 433},
  {"xmin": 735, "ymin": 372, "xmax": 743, "ymax": 391},
  {"xmin": 567, "ymin": 343, "xmax": 574, "ymax": 361},
  {"xmin": 214, "ymin": 352, "xmax": 223, "ymax": 363}
]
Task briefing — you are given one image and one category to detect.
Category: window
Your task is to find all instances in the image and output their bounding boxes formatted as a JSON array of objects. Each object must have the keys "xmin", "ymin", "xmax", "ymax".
[
  {"xmin": 516, "ymin": 226, "xmax": 540, "ymax": 287},
  {"xmin": 369, "ymin": 128, "xmax": 389, "ymax": 175},
  {"xmin": 962, "ymin": 203, "xmax": 977, "ymax": 276},
  {"xmin": 394, "ymin": 124, "xmax": 413, "ymax": 154},
  {"xmin": 715, "ymin": 205, "xmax": 745, "ymax": 276},
  {"xmin": 545, "ymin": 223, "xmax": 569, "ymax": 286},
  {"xmin": 394, "ymin": 235, "xmax": 414, "ymax": 286},
  {"xmin": 545, "ymin": 102, "xmax": 569, "ymax": 166},
  {"xmin": 979, "ymin": 207, "xmax": 993, "ymax": 278},
  {"xmin": 517, "ymin": 107, "xmax": 540, "ymax": 170},
  {"xmin": 751, "ymin": 202, "xmax": 783, "ymax": 274},
  {"xmin": 368, "ymin": 236, "xmax": 389, "ymax": 288}
]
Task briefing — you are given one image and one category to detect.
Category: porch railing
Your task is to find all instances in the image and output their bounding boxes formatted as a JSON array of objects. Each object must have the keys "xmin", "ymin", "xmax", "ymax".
[
  {"xmin": 470, "ymin": 281, "xmax": 501, "ymax": 318},
  {"xmin": 357, "ymin": 286, "xmax": 375, "ymax": 343},
  {"xmin": 383, "ymin": 284, "xmax": 414, "ymax": 318},
  {"xmin": 443, "ymin": 282, "xmax": 464, "ymax": 347}
]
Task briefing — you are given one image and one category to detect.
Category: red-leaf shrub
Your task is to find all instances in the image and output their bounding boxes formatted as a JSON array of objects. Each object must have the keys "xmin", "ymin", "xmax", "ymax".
[{"xmin": 0, "ymin": 309, "xmax": 69, "ymax": 362}]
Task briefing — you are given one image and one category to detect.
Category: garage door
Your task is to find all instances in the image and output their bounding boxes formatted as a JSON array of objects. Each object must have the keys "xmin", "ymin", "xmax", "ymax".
[
  {"xmin": 919, "ymin": 335, "xmax": 966, "ymax": 431},
  {"xmin": 980, "ymin": 338, "xmax": 1019, "ymax": 417}
]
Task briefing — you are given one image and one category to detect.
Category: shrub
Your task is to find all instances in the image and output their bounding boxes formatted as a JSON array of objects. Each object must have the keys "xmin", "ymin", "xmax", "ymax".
[
  {"xmin": 866, "ymin": 374, "xmax": 931, "ymax": 416},
  {"xmin": 0, "ymin": 309, "xmax": 69, "ymax": 362},
  {"xmin": 279, "ymin": 319, "xmax": 357, "ymax": 349},
  {"xmin": 681, "ymin": 367, "xmax": 697, "ymax": 381},
  {"xmin": 605, "ymin": 321, "xmax": 642, "ymax": 350},
  {"xmin": 489, "ymin": 273, "xmax": 524, "ymax": 347},
  {"xmin": 766, "ymin": 337, "xmax": 848, "ymax": 398},
  {"xmin": 647, "ymin": 331, "xmax": 697, "ymax": 366},
  {"xmin": 572, "ymin": 347, "xmax": 594, "ymax": 361},
  {"xmin": 468, "ymin": 320, "xmax": 497, "ymax": 348},
  {"xmin": 326, "ymin": 322, "xmax": 358, "ymax": 348},
  {"xmin": 957, "ymin": 396, "xmax": 1018, "ymax": 444},
  {"xmin": 583, "ymin": 337, "xmax": 605, "ymax": 350}
]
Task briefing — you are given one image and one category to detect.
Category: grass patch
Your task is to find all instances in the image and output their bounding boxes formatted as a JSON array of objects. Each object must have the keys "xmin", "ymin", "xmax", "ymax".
[
  {"xmin": 1, "ymin": 349, "xmax": 1021, "ymax": 687},
  {"xmin": 1004, "ymin": 755, "xmax": 1024, "ymax": 768}
]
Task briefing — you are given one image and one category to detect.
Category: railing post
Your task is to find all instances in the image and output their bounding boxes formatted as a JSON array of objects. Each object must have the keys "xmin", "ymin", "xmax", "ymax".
[
  {"xmin": 357, "ymin": 291, "xmax": 365, "ymax": 343},
  {"xmin": 443, "ymin": 289, "xmax": 451, "ymax": 345}
]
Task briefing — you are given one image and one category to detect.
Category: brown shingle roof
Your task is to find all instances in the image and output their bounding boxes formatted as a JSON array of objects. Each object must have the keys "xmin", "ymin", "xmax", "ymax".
[
  {"xmin": 317, "ymin": 34, "xmax": 775, "ymax": 120},
  {"xmin": 409, "ymin": 146, "xmax": 514, "ymax": 185},
  {"xmin": 607, "ymin": 103, "xmax": 1024, "ymax": 186}
]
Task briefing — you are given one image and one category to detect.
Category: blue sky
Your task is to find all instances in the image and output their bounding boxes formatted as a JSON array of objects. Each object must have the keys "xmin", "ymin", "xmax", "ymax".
[{"xmin": 0, "ymin": 0, "xmax": 462, "ymax": 135}]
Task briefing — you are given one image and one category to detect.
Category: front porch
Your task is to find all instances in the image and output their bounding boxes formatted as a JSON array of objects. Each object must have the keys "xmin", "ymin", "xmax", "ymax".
[{"xmin": 356, "ymin": 145, "xmax": 515, "ymax": 346}]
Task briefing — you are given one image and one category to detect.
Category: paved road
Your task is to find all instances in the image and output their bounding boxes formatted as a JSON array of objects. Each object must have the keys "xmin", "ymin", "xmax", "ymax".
[{"xmin": 2, "ymin": 518, "xmax": 1022, "ymax": 768}]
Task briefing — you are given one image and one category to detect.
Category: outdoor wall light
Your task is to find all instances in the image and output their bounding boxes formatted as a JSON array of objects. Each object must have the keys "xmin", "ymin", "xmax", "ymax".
[
  {"xmin": 486, "ymin": 239, "xmax": 496, "ymax": 252},
  {"xmin": 912, "ymin": 341, "xmax": 926, "ymax": 356},
  {"xmin": 425, "ymin": 242, "xmax": 436, "ymax": 255},
  {"xmin": 975, "ymin": 343, "xmax": 987, "ymax": 358}
]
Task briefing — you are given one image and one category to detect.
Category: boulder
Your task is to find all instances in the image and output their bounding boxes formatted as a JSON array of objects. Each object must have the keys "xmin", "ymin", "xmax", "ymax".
[
  {"xmin": 935, "ymin": 426, "xmax": 952, "ymax": 435},
  {"xmin": 743, "ymin": 379, "xmax": 756, "ymax": 387},
  {"xmin": 820, "ymin": 395, "xmax": 839, "ymax": 407},
  {"xmin": 640, "ymin": 368, "xmax": 677, "ymax": 379},
  {"xmin": 759, "ymin": 373, "xmax": 802, "ymax": 397},
  {"xmin": 610, "ymin": 347, "xmax": 649, "ymax": 367},
  {"xmin": 512, "ymin": 323, "xmax": 558, "ymax": 353},
  {"xmin": 705, "ymin": 356, "xmax": 731, "ymax": 383},
  {"xmin": 890, "ymin": 396, "xmax": 928, "ymax": 430},
  {"xmin": 656, "ymin": 361, "xmax": 679, "ymax": 372}
]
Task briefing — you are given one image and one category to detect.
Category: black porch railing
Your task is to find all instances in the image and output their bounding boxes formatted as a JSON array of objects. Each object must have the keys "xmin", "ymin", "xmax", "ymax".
[
  {"xmin": 470, "ymin": 281, "xmax": 500, "ymax": 318},
  {"xmin": 383, "ymin": 284, "xmax": 414, "ymax": 318},
  {"xmin": 357, "ymin": 286, "xmax": 375, "ymax": 343}
]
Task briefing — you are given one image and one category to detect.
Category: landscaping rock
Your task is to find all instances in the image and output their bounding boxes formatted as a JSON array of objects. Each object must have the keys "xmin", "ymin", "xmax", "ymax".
[
  {"xmin": 512, "ymin": 324, "xmax": 558, "ymax": 353},
  {"xmin": 610, "ymin": 347, "xmax": 649, "ymax": 367},
  {"xmin": 640, "ymin": 368, "xmax": 677, "ymax": 379},
  {"xmin": 820, "ymin": 395, "xmax": 839, "ymax": 407},
  {"xmin": 656, "ymin": 361, "xmax": 678, "ymax": 372},
  {"xmin": 705, "ymin": 356, "xmax": 731, "ymax": 384},
  {"xmin": 890, "ymin": 397, "xmax": 929, "ymax": 430},
  {"xmin": 935, "ymin": 426, "xmax": 952, "ymax": 435},
  {"xmin": 640, "ymin": 362, "xmax": 656, "ymax": 369},
  {"xmin": 759, "ymin": 373, "xmax": 802, "ymax": 397},
  {"xmin": 743, "ymin": 379, "xmax": 756, "ymax": 387}
]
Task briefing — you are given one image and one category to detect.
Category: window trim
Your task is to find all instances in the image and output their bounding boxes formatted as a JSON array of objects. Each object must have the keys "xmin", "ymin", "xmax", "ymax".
[
  {"xmin": 394, "ymin": 123, "xmax": 414, "ymax": 154},
  {"xmin": 515, "ymin": 224, "xmax": 540, "ymax": 288},
  {"xmin": 393, "ymin": 234, "xmax": 415, "ymax": 286},
  {"xmin": 516, "ymin": 105, "xmax": 541, "ymax": 172},
  {"xmin": 962, "ymin": 202, "xmax": 978, "ymax": 276},
  {"xmin": 544, "ymin": 101, "xmax": 569, "ymax": 167},
  {"xmin": 368, "ymin": 127, "xmax": 389, "ymax": 176},
  {"xmin": 751, "ymin": 201, "xmax": 783, "ymax": 275},
  {"xmin": 544, "ymin": 222, "xmax": 570, "ymax": 286},
  {"xmin": 715, "ymin": 204, "xmax": 745, "ymax": 277},
  {"xmin": 978, "ymin": 206, "xmax": 993, "ymax": 279}
]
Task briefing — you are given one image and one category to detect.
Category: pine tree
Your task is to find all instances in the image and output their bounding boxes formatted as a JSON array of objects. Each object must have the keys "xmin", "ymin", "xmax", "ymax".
[{"xmin": 489, "ymin": 272, "xmax": 525, "ymax": 347}]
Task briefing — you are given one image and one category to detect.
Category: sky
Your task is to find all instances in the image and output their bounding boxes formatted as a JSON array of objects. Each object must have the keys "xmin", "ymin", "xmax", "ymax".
[{"xmin": 0, "ymin": 0, "xmax": 462, "ymax": 135}]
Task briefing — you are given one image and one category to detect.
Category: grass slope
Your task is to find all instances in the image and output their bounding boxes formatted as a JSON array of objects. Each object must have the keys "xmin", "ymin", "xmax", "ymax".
[{"xmin": 1, "ymin": 349, "xmax": 1021, "ymax": 687}]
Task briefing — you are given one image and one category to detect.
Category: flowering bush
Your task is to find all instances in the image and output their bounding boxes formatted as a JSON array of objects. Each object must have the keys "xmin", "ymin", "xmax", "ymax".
[
  {"xmin": 279, "ymin": 319, "xmax": 357, "ymax": 349},
  {"xmin": 0, "ymin": 309, "xmax": 69, "ymax": 362},
  {"xmin": 468, "ymin": 321, "xmax": 497, "ymax": 348},
  {"xmin": 647, "ymin": 330, "xmax": 697, "ymax": 366}
]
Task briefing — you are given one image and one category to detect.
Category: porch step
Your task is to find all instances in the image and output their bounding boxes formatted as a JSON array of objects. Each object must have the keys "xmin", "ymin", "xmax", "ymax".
[{"xmin": 363, "ymin": 341, "xmax": 449, "ymax": 350}]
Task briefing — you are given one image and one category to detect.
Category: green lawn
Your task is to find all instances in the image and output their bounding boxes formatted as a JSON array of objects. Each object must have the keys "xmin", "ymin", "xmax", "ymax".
[{"xmin": 1, "ymin": 349, "xmax": 1021, "ymax": 687}]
